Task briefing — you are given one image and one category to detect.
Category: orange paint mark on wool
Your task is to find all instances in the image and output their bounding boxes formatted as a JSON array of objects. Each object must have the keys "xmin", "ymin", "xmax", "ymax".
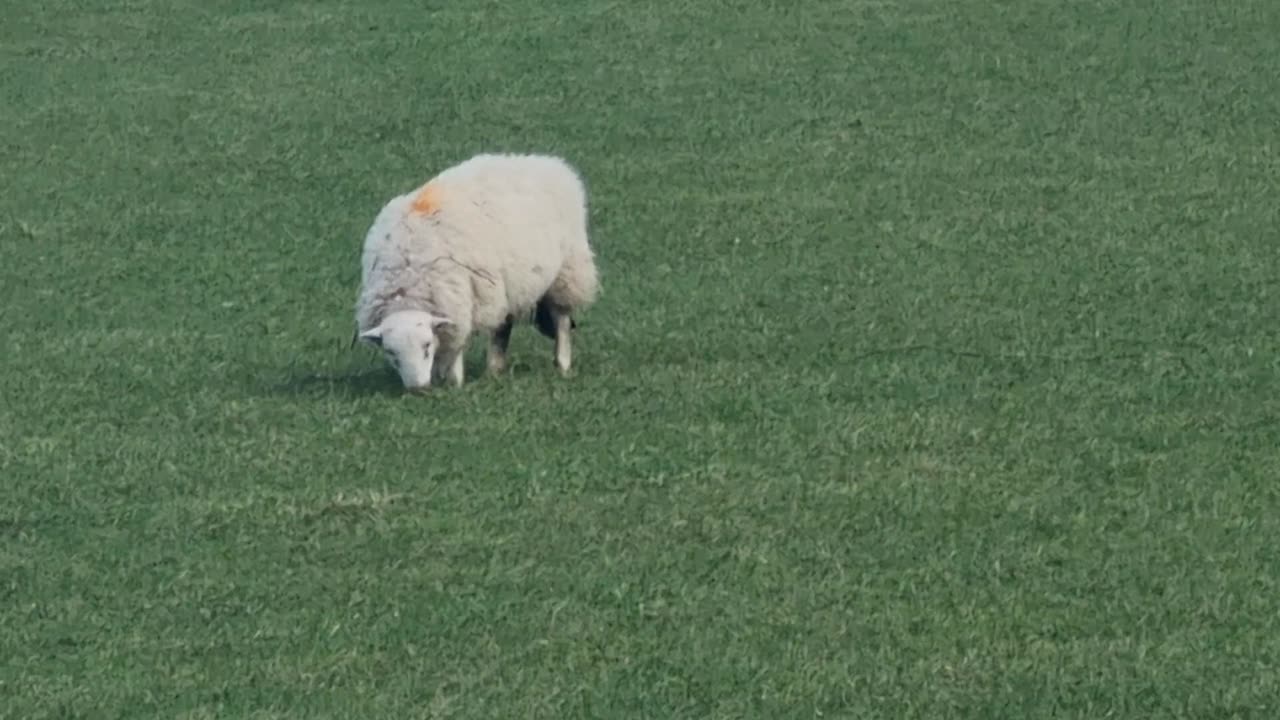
[{"xmin": 410, "ymin": 183, "xmax": 442, "ymax": 215}]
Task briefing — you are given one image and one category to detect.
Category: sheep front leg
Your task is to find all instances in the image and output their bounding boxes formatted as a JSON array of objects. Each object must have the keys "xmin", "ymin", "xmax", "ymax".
[
  {"xmin": 553, "ymin": 309, "xmax": 574, "ymax": 376},
  {"xmin": 434, "ymin": 347, "xmax": 465, "ymax": 388},
  {"xmin": 446, "ymin": 351, "xmax": 465, "ymax": 387},
  {"xmin": 488, "ymin": 314, "xmax": 514, "ymax": 376}
]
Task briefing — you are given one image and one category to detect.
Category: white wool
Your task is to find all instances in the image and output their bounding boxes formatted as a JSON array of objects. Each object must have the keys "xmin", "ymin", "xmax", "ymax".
[{"xmin": 354, "ymin": 152, "xmax": 599, "ymax": 389}]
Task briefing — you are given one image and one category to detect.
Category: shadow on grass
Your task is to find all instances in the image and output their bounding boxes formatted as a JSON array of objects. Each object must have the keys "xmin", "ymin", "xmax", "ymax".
[
  {"xmin": 268, "ymin": 367, "xmax": 406, "ymax": 398},
  {"xmin": 265, "ymin": 354, "xmax": 552, "ymax": 399}
]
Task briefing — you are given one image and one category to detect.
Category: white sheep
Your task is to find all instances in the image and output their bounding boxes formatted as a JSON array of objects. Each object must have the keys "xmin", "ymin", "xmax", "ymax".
[{"xmin": 353, "ymin": 152, "xmax": 600, "ymax": 391}]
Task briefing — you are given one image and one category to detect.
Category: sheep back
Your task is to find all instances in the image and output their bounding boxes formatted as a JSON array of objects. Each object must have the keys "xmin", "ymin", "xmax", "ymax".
[{"xmin": 355, "ymin": 153, "xmax": 598, "ymax": 337}]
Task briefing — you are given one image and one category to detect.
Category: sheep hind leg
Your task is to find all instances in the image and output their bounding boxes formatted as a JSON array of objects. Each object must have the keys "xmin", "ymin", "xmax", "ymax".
[
  {"xmin": 488, "ymin": 314, "xmax": 514, "ymax": 376},
  {"xmin": 534, "ymin": 296, "xmax": 576, "ymax": 339},
  {"xmin": 533, "ymin": 297, "xmax": 557, "ymax": 339},
  {"xmin": 553, "ymin": 308, "xmax": 574, "ymax": 377}
]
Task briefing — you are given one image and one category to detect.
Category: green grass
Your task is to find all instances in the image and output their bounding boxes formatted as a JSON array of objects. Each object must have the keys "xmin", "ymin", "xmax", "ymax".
[{"xmin": 3, "ymin": 0, "xmax": 1279, "ymax": 717}]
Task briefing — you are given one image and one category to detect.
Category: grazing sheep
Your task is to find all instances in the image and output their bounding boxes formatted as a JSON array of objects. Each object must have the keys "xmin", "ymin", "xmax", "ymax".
[{"xmin": 353, "ymin": 153, "xmax": 600, "ymax": 391}]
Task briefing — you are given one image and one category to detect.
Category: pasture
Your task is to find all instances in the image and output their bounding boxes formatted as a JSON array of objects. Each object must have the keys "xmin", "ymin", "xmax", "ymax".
[{"xmin": 2, "ymin": 0, "xmax": 1278, "ymax": 717}]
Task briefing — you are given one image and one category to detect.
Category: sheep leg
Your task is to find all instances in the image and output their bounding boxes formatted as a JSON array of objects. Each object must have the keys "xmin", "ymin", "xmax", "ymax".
[
  {"xmin": 434, "ymin": 346, "xmax": 465, "ymax": 387},
  {"xmin": 488, "ymin": 314, "xmax": 514, "ymax": 375},
  {"xmin": 553, "ymin": 309, "xmax": 573, "ymax": 376},
  {"xmin": 446, "ymin": 351, "xmax": 465, "ymax": 387}
]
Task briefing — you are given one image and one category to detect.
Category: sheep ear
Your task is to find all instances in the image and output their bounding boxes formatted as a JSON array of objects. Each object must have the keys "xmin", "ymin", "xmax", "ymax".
[
  {"xmin": 428, "ymin": 315, "xmax": 452, "ymax": 331},
  {"xmin": 358, "ymin": 327, "xmax": 384, "ymax": 347}
]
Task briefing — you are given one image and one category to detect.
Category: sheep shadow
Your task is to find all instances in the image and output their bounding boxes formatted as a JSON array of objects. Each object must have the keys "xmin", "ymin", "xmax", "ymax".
[
  {"xmin": 268, "ymin": 366, "xmax": 407, "ymax": 398},
  {"xmin": 265, "ymin": 350, "xmax": 553, "ymax": 399}
]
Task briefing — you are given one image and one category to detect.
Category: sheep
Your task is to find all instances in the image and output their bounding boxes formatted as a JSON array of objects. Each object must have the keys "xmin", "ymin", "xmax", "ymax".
[{"xmin": 352, "ymin": 152, "xmax": 600, "ymax": 392}]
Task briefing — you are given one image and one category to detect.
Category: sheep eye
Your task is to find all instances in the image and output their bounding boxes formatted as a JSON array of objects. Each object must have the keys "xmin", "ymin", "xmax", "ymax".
[{"xmin": 422, "ymin": 344, "xmax": 433, "ymax": 359}]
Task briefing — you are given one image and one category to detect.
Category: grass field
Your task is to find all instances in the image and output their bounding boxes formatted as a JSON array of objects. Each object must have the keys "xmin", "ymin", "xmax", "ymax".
[{"xmin": 3, "ymin": 0, "xmax": 1280, "ymax": 717}]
